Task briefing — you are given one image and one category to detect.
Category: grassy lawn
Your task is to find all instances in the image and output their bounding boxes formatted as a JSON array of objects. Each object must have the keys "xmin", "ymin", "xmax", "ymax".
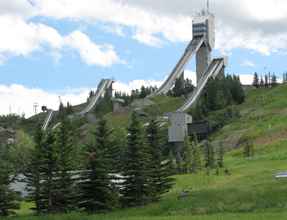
[
  {"xmin": 7, "ymin": 85, "xmax": 287, "ymax": 220},
  {"xmin": 7, "ymin": 212, "xmax": 287, "ymax": 220}
]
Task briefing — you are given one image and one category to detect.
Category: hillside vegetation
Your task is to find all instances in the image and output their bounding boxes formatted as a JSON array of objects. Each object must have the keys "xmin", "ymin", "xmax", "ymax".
[{"xmin": 5, "ymin": 84, "xmax": 287, "ymax": 220}]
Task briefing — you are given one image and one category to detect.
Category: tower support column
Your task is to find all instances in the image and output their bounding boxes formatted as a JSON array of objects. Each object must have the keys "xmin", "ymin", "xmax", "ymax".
[{"xmin": 196, "ymin": 44, "xmax": 211, "ymax": 84}]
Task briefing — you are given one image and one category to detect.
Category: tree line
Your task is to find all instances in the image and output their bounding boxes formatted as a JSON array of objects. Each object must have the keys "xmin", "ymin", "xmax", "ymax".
[
  {"xmin": 0, "ymin": 112, "xmax": 174, "ymax": 216},
  {"xmin": 252, "ymin": 72, "xmax": 278, "ymax": 88},
  {"xmin": 191, "ymin": 75, "xmax": 245, "ymax": 121}
]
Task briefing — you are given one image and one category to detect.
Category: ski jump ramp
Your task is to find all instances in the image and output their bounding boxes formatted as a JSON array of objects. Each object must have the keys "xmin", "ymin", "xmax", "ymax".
[
  {"xmin": 42, "ymin": 79, "xmax": 113, "ymax": 130},
  {"xmin": 155, "ymin": 37, "xmax": 205, "ymax": 95},
  {"xmin": 78, "ymin": 79, "xmax": 113, "ymax": 116},
  {"xmin": 177, "ymin": 58, "xmax": 226, "ymax": 112}
]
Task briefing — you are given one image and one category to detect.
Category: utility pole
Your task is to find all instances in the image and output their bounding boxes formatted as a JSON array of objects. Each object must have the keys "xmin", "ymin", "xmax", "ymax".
[
  {"xmin": 33, "ymin": 102, "xmax": 39, "ymax": 114},
  {"xmin": 207, "ymin": 0, "xmax": 210, "ymax": 14}
]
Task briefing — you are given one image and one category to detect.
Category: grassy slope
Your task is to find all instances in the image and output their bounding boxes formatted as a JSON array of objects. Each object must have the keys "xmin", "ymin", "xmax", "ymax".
[
  {"xmin": 8, "ymin": 85, "xmax": 287, "ymax": 220},
  {"xmin": 105, "ymin": 96, "xmax": 184, "ymax": 129}
]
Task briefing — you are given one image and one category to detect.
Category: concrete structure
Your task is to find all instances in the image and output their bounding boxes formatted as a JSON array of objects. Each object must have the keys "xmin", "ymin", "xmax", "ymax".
[
  {"xmin": 167, "ymin": 11, "xmax": 228, "ymax": 143},
  {"xmin": 153, "ymin": 12, "xmax": 215, "ymax": 96},
  {"xmin": 42, "ymin": 79, "xmax": 114, "ymax": 130},
  {"xmin": 193, "ymin": 14, "xmax": 215, "ymax": 83},
  {"xmin": 112, "ymin": 98, "xmax": 129, "ymax": 113},
  {"xmin": 168, "ymin": 112, "xmax": 192, "ymax": 143}
]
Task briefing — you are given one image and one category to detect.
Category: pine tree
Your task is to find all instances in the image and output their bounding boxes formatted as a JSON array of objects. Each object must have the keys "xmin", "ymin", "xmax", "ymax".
[
  {"xmin": 66, "ymin": 102, "xmax": 73, "ymax": 115},
  {"xmin": 79, "ymin": 118, "xmax": 117, "ymax": 213},
  {"xmin": 53, "ymin": 118, "xmax": 76, "ymax": 213},
  {"xmin": 58, "ymin": 102, "xmax": 66, "ymax": 120},
  {"xmin": 260, "ymin": 76, "xmax": 264, "ymax": 88},
  {"xmin": 173, "ymin": 76, "xmax": 185, "ymax": 97},
  {"xmin": 271, "ymin": 74, "xmax": 278, "ymax": 87},
  {"xmin": 243, "ymin": 140, "xmax": 254, "ymax": 158},
  {"xmin": 190, "ymin": 135, "xmax": 201, "ymax": 173},
  {"xmin": 0, "ymin": 144, "xmax": 19, "ymax": 216},
  {"xmin": 40, "ymin": 132, "xmax": 58, "ymax": 213},
  {"xmin": 252, "ymin": 72, "xmax": 259, "ymax": 88},
  {"xmin": 264, "ymin": 75, "xmax": 269, "ymax": 88},
  {"xmin": 121, "ymin": 112, "xmax": 149, "ymax": 207},
  {"xmin": 145, "ymin": 119, "xmax": 174, "ymax": 202},
  {"xmin": 217, "ymin": 142, "xmax": 224, "ymax": 168},
  {"xmin": 203, "ymin": 140, "xmax": 214, "ymax": 169},
  {"xmin": 182, "ymin": 136, "xmax": 192, "ymax": 173},
  {"xmin": 25, "ymin": 127, "xmax": 44, "ymax": 214}
]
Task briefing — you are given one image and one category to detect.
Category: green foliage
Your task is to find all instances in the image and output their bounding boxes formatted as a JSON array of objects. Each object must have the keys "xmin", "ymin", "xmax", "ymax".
[
  {"xmin": 240, "ymin": 137, "xmax": 254, "ymax": 158},
  {"xmin": 24, "ymin": 127, "xmax": 44, "ymax": 214},
  {"xmin": 78, "ymin": 118, "xmax": 118, "ymax": 213},
  {"xmin": 203, "ymin": 140, "xmax": 215, "ymax": 170},
  {"xmin": 145, "ymin": 119, "xmax": 174, "ymax": 202},
  {"xmin": 216, "ymin": 142, "xmax": 224, "ymax": 168},
  {"xmin": 252, "ymin": 72, "xmax": 259, "ymax": 88},
  {"xmin": 0, "ymin": 144, "xmax": 20, "ymax": 216},
  {"xmin": 182, "ymin": 137, "xmax": 192, "ymax": 173},
  {"xmin": 190, "ymin": 135, "xmax": 202, "ymax": 173},
  {"xmin": 94, "ymin": 94, "xmax": 113, "ymax": 117},
  {"xmin": 191, "ymin": 75, "xmax": 245, "ymax": 122},
  {"xmin": 168, "ymin": 76, "xmax": 194, "ymax": 97},
  {"xmin": 53, "ymin": 119, "xmax": 77, "ymax": 213},
  {"xmin": 121, "ymin": 112, "xmax": 149, "ymax": 207}
]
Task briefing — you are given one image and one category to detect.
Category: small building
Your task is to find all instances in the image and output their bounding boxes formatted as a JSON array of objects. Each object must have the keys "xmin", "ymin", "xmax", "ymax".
[
  {"xmin": 188, "ymin": 120, "xmax": 210, "ymax": 140},
  {"xmin": 168, "ymin": 112, "xmax": 192, "ymax": 143},
  {"xmin": 112, "ymin": 98, "xmax": 129, "ymax": 113}
]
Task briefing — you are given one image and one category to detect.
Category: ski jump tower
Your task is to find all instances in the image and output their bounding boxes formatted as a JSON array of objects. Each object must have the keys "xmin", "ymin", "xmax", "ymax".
[
  {"xmin": 193, "ymin": 13, "xmax": 215, "ymax": 84},
  {"xmin": 164, "ymin": 8, "xmax": 228, "ymax": 144}
]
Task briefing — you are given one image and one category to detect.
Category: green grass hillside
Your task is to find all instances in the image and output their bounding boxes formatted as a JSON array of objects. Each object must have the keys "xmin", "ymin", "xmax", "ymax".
[{"xmin": 8, "ymin": 85, "xmax": 287, "ymax": 220}]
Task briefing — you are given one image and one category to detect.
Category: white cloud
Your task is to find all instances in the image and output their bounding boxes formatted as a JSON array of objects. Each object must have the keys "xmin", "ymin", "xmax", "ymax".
[
  {"xmin": 239, "ymin": 74, "xmax": 254, "ymax": 85},
  {"xmin": 241, "ymin": 60, "xmax": 256, "ymax": 68},
  {"xmin": 0, "ymin": 84, "xmax": 91, "ymax": 118},
  {"xmin": 33, "ymin": 0, "xmax": 194, "ymax": 47},
  {"xmin": 0, "ymin": 15, "xmax": 62, "ymax": 57},
  {"xmin": 101, "ymin": 24, "xmax": 125, "ymax": 37},
  {"xmin": 0, "ymin": 15, "xmax": 122, "ymax": 67},
  {"xmin": 184, "ymin": 70, "xmax": 197, "ymax": 86},
  {"xmin": 64, "ymin": 31, "xmax": 123, "ymax": 67},
  {"xmin": 2, "ymin": 0, "xmax": 287, "ymax": 58},
  {"xmin": 30, "ymin": 0, "xmax": 287, "ymax": 54},
  {"xmin": 113, "ymin": 79, "xmax": 163, "ymax": 94}
]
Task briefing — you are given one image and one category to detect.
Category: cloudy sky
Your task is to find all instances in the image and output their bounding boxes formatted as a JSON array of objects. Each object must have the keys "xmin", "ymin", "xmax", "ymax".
[{"xmin": 1, "ymin": 0, "xmax": 287, "ymax": 117}]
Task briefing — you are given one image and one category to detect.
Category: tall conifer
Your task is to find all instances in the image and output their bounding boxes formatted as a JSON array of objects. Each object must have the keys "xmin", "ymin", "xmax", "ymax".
[{"xmin": 121, "ymin": 112, "xmax": 149, "ymax": 207}]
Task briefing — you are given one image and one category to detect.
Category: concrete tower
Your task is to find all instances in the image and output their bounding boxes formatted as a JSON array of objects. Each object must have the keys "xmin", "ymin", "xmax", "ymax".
[{"xmin": 193, "ymin": 14, "xmax": 215, "ymax": 84}]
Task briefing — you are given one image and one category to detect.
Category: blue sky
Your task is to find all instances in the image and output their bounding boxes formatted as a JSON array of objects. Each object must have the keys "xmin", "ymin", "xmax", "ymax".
[{"xmin": 0, "ymin": 0, "xmax": 287, "ymax": 117}]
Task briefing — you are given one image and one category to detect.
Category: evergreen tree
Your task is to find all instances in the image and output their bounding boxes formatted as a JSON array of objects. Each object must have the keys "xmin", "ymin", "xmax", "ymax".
[
  {"xmin": 182, "ymin": 136, "xmax": 192, "ymax": 173},
  {"xmin": 25, "ymin": 127, "xmax": 44, "ymax": 214},
  {"xmin": 53, "ymin": 119, "xmax": 76, "ymax": 213},
  {"xmin": 0, "ymin": 144, "xmax": 19, "ymax": 216},
  {"xmin": 173, "ymin": 76, "xmax": 185, "ymax": 97},
  {"xmin": 145, "ymin": 119, "xmax": 174, "ymax": 202},
  {"xmin": 271, "ymin": 74, "xmax": 278, "ymax": 87},
  {"xmin": 260, "ymin": 76, "xmax": 264, "ymax": 88},
  {"xmin": 79, "ymin": 118, "xmax": 117, "ymax": 213},
  {"xmin": 264, "ymin": 75, "xmax": 269, "ymax": 88},
  {"xmin": 139, "ymin": 86, "xmax": 147, "ymax": 99},
  {"xmin": 203, "ymin": 140, "xmax": 214, "ymax": 169},
  {"xmin": 252, "ymin": 72, "xmax": 259, "ymax": 88},
  {"xmin": 66, "ymin": 102, "xmax": 73, "ymax": 115},
  {"xmin": 40, "ymin": 132, "xmax": 58, "ymax": 213},
  {"xmin": 58, "ymin": 102, "xmax": 66, "ymax": 120},
  {"xmin": 216, "ymin": 142, "xmax": 224, "ymax": 168},
  {"xmin": 190, "ymin": 135, "xmax": 201, "ymax": 173},
  {"xmin": 121, "ymin": 112, "xmax": 149, "ymax": 207},
  {"xmin": 243, "ymin": 139, "xmax": 254, "ymax": 158}
]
